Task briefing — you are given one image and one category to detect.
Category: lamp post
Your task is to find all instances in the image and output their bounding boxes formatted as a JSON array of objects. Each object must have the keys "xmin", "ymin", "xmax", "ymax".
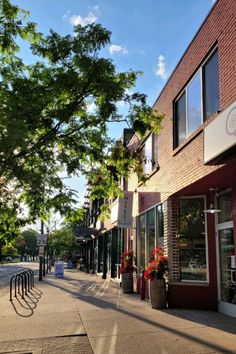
[{"xmin": 203, "ymin": 188, "xmax": 221, "ymax": 214}]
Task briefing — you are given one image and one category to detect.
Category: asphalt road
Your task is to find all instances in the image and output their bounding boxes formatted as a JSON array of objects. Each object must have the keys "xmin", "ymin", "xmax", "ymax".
[{"xmin": 0, "ymin": 262, "xmax": 39, "ymax": 289}]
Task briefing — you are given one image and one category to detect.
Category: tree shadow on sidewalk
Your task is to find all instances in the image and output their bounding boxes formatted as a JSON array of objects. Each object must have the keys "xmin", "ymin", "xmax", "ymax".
[{"xmin": 44, "ymin": 271, "xmax": 236, "ymax": 353}]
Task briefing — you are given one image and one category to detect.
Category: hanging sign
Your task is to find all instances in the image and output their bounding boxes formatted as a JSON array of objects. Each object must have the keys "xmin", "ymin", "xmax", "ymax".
[{"xmin": 117, "ymin": 192, "xmax": 133, "ymax": 228}]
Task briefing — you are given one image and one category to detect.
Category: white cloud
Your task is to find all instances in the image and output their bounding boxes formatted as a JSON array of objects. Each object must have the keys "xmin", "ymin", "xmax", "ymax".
[
  {"xmin": 86, "ymin": 101, "xmax": 97, "ymax": 114},
  {"xmin": 62, "ymin": 10, "xmax": 71, "ymax": 19},
  {"xmin": 155, "ymin": 54, "xmax": 168, "ymax": 80},
  {"xmin": 109, "ymin": 44, "xmax": 128, "ymax": 55},
  {"xmin": 67, "ymin": 6, "xmax": 100, "ymax": 27}
]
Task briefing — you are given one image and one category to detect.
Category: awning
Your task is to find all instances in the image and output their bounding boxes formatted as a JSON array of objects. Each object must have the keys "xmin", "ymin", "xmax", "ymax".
[
  {"xmin": 75, "ymin": 235, "xmax": 94, "ymax": 242},
  {"xmin": 74, "ymin": 226, "xmax": 98, "ymax": 236}
]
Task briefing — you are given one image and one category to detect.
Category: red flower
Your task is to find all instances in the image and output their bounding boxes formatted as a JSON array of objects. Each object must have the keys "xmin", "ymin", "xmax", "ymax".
[
  {"xmin": 119, "ymin": 250, "xmax": 136, "ymax": 274},
  {"xmin": 144, "ymin": 246, "xmax": 168, "ymax": 280}
]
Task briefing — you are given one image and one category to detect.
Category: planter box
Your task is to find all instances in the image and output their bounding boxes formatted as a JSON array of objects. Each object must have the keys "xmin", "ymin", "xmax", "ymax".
[
  {"xmin": 122, "ymin": 273, "xmax": 133, "ymax": 293},
  {"xmin": 150, "ymin": 278, "xmax": 167, "ymax": 309}
]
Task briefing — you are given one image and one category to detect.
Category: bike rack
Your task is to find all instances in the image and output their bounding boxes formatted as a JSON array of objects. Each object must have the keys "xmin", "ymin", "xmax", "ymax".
[{"xmin": 9, "ymin": 268, "xmax": 35, "ymax": 302}]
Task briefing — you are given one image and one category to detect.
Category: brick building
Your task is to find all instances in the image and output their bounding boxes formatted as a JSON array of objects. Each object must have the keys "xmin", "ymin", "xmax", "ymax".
[
  {"xmin": 128, "ymin": 0, "xmax": 236, "ymax": 316},
  {"xmin": 78, "ymin": 0, "xmax": 236, "ymax": 317}
]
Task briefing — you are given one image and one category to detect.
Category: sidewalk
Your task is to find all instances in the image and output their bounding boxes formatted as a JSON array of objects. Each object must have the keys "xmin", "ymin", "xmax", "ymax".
[{"xmin": 0, "ymin": 269, "xmax": 236, "ymax": 353}]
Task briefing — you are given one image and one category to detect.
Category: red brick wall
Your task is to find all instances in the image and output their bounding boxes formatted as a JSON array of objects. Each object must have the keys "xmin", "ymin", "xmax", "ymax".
[
  {"xmin": 131, "ymin": 0, "xmax": 236, "ymax": 212},
  {"xmin": 127, "ymin": 0, "xmax": 236, "ymax": 310}
]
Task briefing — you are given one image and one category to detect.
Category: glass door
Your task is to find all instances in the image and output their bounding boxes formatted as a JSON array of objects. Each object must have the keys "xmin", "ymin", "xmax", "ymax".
[{"xmin": 216, "ymin": 190, "xmax": 236, "ymax": 317}]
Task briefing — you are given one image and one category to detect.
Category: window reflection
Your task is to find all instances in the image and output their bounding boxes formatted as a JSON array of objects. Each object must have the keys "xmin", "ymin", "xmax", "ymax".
[
  {"xmin": 138, "ymin": 204, "xmax": 164, "ymax": 270},
  {"xmin": 147, "ymin": 209, "xmax": 155, "ymax": 259},
  {"xmin": 179, "ymin": 198, "xmax": 207, "ymax": 281},
  {"xmin": 139, "ymin": 214, "xmax": 146, "ymax": 270},
  {"xmin": 217, "ymin": 190, "xmax": 232, "ymax": 224},
  {"xmin": 188, "ymin": 72, "xmax": 202, "ymax": 135},
  {"xmin": 203, "ymin": 49, "xmax": 220, "ymax": 120}
]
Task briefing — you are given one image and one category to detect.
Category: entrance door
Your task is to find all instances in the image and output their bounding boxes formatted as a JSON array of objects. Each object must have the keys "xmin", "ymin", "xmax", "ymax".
[{"xmin": 216, "ymin": 190, "xmax": 236, "ymax": 317}]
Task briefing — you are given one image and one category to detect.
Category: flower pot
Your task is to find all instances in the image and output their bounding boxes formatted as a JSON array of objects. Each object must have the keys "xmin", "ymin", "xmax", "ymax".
[
  {"xmin": 150, "ymin": 278, "xmax": 167, "ymax": 309},
  {"xmin": 122, "ymin": 272, "xmax": 133, "ymax": 293}
]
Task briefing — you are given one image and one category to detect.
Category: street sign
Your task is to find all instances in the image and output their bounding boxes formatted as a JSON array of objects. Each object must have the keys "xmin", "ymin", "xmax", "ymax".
[
  {"xmin": 37, "ymin": 234, "xmax": 47, "ymax": 246},
  {"xmin": 39, "ymin": 246, "xmax": 44, "ymax": 255}
]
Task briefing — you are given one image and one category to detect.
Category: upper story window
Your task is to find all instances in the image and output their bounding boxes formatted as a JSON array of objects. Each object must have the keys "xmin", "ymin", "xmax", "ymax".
[
  {"xmin": 174, "ymin": 48, "xmax": 219, "ymax": 148},
  {"xmin": 142, "ymin": 133, "xmax": 158, "ymax": 175}
]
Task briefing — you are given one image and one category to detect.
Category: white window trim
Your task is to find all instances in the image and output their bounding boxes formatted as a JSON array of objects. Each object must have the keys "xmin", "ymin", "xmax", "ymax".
[
  {"xmin": 142, "ymin": 133, "xmax": 159, "ymax": 175},
  {"xmin": 179, "ymin": 195, "xmax": 209, "ymax": 284}
]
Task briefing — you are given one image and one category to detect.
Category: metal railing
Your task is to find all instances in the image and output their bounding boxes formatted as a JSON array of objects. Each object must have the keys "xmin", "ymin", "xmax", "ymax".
[{"xmin": 9, "ymin": 269, "xmax": 34, "ymax": 302}]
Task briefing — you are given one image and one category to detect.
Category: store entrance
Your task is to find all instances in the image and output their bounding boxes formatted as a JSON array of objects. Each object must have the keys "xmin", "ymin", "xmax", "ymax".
[{"xmin": 216, "ymin": 190, "xmax": 236, "ymax": 317}]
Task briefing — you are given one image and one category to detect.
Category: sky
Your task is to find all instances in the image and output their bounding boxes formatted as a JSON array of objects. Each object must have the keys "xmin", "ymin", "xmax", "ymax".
[{"xmin": 12, "ymin": 0, "xmax": 217, "ymax": 207}]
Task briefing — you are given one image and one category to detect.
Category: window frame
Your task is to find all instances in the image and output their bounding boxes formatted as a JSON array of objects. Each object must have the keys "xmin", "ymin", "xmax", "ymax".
[
  {"xmin": 173, "ymin": 46, "xmax": 219, "ymax": 149},
  {"xmin": 178, "ymin": 196, "xmax": 209, "ymax": 283},
  {"xmin": 142, "ymin": 132, "xmax": 159, "ymax": 175},
  {"xmin": 138, "ymin": 203, "xmax": 164, "ymax": 272}
]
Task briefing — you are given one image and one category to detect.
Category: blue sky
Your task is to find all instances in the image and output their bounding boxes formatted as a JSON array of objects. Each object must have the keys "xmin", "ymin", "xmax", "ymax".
[{"xmin": 12, "ymin": 0, "xmax": 216, "ymax": 206}]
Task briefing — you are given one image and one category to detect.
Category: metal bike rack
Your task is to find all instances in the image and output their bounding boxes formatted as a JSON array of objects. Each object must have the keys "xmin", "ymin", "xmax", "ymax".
[{"xmin": 9, "ymin": 269, "xmax": 35, "ymax": 302}]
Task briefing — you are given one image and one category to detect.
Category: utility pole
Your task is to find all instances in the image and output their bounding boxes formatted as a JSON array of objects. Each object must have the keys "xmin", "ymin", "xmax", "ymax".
[{"xmin": 38, "ymin": 220, "xmax": 44, "ymax": 281}]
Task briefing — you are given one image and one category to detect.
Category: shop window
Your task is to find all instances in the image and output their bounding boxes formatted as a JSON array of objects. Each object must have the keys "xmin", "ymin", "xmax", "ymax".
[
  {"xmin": 174, "ymin": 48, "xmax": 219, "ymax": 148},
  {"xmin": 142, "ymin": 133, "xmax": 158, "ymax": 175},
  {"xmin": 217, "ymin": 190, "xmax": 232, "ymax": 224},
  {"xmin": 138, "ymin": 204, "xmax": 164, "ymax": 270},
  {"xmin": 179, "ymin": 197, "xmax": 207, "ymax": 281},
  {"xmin": 147, "ymin": 209, "xmax": 155, "ymax": 257},
  {"xmin": 156, "ymin": 204, "xmax": 164, "ymax": 246},
  {"xmin": 139, "ymin": 214, "xmax": 146, "ymax": 270}
]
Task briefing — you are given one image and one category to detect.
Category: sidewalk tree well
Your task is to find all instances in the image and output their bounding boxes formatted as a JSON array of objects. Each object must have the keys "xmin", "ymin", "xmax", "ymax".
[{"xmin": 0, "ymin": 0, "xmax": 164, "ymax": 240}]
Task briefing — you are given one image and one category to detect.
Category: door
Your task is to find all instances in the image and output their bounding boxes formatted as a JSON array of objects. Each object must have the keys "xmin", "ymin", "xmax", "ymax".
[{"xmin": 216, "ymin": 190, "xmax": 236, "ymax": 317}]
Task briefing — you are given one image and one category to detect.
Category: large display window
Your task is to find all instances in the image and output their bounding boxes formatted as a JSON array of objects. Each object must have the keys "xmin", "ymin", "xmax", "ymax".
[
  {"xmin": 178, "ymin": 197, "xmax": 208, "ymax": 281},
  {"xmin": 138, "ymin": 204, "xmax": 164, "ymax": 271}
]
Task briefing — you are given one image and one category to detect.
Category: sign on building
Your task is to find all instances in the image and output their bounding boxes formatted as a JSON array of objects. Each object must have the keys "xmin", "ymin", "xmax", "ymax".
[
  {"xmin": 117, "ymin": 192, "xmax": 133, "ymax": 228},
  {"xmin": 204, "ymin": 100, "xmax": 236, "ymax": 163}
]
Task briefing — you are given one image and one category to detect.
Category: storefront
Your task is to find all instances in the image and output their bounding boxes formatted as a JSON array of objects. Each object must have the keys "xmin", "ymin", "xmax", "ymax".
[
  {"xmin": 166, "ymin": 159, "xmax": 236, "ymax": 315},
  {"xmin": 216, "ymin": 189, "xmax": 236, "ymax": 316}
]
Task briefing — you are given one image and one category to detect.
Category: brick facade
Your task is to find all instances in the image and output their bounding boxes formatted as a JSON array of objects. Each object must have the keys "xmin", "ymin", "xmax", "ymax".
[
  {"xmin": 84, "ymin": 0, "xmax": 236, "ymax": 313},
  {"xmin": 128, "ymin": 0, "xmax": 236, "ymax": 311}
]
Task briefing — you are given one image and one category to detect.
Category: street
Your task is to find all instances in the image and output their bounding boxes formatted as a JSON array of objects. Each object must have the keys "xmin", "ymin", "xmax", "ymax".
[{"xmin": 0, "ymin": 262, "xmax": 39, "ymax": 289}]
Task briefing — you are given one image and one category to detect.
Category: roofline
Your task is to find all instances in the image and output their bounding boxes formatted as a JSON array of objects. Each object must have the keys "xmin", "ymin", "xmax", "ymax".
[{"xmin": 152, "ymin": 0, "xmax": 219, "ymax": 108}]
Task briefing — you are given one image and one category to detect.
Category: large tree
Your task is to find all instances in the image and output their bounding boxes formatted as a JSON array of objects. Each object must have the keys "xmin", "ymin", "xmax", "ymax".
[
  {"xmin": 48, "ymin": 224, "xmax": 77, "ymax": 261},
  {"xmin": 14, "ymin": 229, "xmax": 38, "ymax": 261},
  {"xmin": 0, "ymin": 0, "xmax": 163, "ymax": 239}
]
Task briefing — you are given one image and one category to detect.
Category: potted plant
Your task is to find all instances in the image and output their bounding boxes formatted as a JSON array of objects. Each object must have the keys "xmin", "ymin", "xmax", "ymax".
[
  {"xmin": 144, "ymin": 246, "xmax": 168, "ymax": 308},
  {"xmin": 119, "ymin": 250, "xmax": 135, "ymax": 293}
]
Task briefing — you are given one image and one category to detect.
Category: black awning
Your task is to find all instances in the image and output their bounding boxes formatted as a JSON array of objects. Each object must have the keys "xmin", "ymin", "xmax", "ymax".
[
  {"xmin": 75, "ymin": 235, "xmax": 93, "ymax": 242},
  {"xmin": 74, "ymin": 226, "xmax": 98, "ymax": 236}
]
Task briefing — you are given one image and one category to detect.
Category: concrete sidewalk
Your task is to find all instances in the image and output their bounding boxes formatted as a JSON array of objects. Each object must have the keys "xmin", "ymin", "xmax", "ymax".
[{"xmin": 0, "ymin": 269, "xmax": 236, "ymax": 353}]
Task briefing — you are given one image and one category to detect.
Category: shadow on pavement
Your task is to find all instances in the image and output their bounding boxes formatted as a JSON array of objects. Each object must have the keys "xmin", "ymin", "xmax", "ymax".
[
  {"xmin": 10, "ymin": 287, "xmax": 42, "ymax": 318},
  {"xmin": 45, "ymin": 271, "xmax": 236, "ymax": 353}
]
